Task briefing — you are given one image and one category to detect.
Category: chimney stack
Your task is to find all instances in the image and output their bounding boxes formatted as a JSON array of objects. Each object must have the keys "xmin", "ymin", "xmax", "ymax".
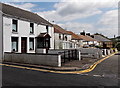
[
  {"xmin": 80, "ymin": 30, "xmax": 85, "ymax": 36},
  {"xmin": 86, "ymin": 33, "xmax": 90, "ymax": 36},
  {"xmin": 91, "ymin": 35, "xmax": 94, "ymax": 38}
]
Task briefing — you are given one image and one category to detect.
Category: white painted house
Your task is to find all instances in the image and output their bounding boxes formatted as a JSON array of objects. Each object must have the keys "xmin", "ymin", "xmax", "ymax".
[
  {"xmin": 53, "ymin": 24, "xmax": 72, "ymax": 49},
  {"xmin": 0, "ymin": 3, "xmax": 54, "ymax": 59},
  {"xmin": 79, "ymin": 32, "xmax": 98, "ymax": 47},
  {"xmin": 66, "ymin": 31, "xmax": 84, "ymax": 48}
]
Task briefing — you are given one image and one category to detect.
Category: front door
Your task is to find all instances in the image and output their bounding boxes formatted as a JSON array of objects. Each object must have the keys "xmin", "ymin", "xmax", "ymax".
[{"xmin": 21, "ymin": 37, "xmax": 27, "ymax": 53}]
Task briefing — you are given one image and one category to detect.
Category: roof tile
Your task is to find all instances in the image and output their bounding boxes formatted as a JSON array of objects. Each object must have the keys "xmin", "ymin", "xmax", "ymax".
[{"xmin": 53, "ymin": 24, "xmax": 71, "ymax": 35}]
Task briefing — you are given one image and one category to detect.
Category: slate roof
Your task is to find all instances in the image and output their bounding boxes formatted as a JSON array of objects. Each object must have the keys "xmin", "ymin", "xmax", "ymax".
[
  {"xmin": 0, "ymin": 3, "xmax": 52, "ymax": 26},
  {"xmin": 67, "ymin": 31, "xmax": 82, "ymax": 40},
  {"xmin": 93, "ymin": 35, "xmax": 111, "ymax": 42},
  {"xmin": 53, "ymin": 24, "xmax": 71, "ymax": 35},
  {"xmin": 79, "ymin": 35, "xmax": 97, "ymax": 41}
]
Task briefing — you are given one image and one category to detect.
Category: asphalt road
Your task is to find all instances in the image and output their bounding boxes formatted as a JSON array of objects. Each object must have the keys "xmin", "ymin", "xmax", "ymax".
[
  {"xmin": 87, "ymin": 52, "xmax": 119, "ymax": 78},
  {"xmin": 1, "ymin": 53, "xmax": 119, "ymax": 87}
]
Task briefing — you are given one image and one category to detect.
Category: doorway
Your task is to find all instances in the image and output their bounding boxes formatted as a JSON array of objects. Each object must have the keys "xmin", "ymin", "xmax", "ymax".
[{"xmin": 21, "ymin": 37, "xmax": 27, "ymax": 53}]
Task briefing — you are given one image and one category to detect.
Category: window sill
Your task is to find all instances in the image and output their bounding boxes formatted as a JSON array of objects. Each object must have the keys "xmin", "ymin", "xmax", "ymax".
[
  {"xmin": 12, "ymin": 31, "xmax": 18, "ymax": 34},
  {"xmin": 29, "ymin": 49, "xmax": 34, "ymax": 51},
  {"xmin": 37, "ymin": 47, "xmax": 50, "ymax": 49},
  {"xmin": 29, "ymin": 33, "xmax": 34, "ymax": 35},
  {"xmin": 11, "ymin": 51, "xmax": 18, "ymax": 53}
]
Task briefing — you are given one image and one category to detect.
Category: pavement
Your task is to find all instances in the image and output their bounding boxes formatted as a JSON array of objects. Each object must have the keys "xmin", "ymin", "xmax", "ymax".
[{"xmin": 3, "ymin": 58, "xmax": 98, "ymax": 71}]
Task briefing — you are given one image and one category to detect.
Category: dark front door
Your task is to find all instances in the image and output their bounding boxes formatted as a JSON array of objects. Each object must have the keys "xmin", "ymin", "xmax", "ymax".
[{"xmin": 21, "ymin": 37, "xmax": 27, "ymax": 53}]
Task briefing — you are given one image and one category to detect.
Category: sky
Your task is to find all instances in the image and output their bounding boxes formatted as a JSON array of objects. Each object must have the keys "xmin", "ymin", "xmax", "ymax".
[{"xmin": 1, "ymin": 0, "xmax": 119, "ymax": 38}]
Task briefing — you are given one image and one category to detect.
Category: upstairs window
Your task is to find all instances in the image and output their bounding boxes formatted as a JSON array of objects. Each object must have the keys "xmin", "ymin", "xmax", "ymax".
[
  {"xmin": 59, "ymin": 34, "xmax": 61, "ymax": 40},
  {"xmin": 63, "ymin": 34, "xmax": 64, "ymax": 40},
  {"xmin": 70, "ymin": 43, "xmax": 72, "ymax": 48},
  {"xmin": 12, "ymin": 19, "xmax": 18, "ymax": 32},
  {"xmin": 11, "ymin": 37, "xmax": 18, "ymax": 52},
  {"xmin": 65, "ymin": 36, "xmax": 67, "ymax": 41},
  {"xmin": 46, "ymin": 25, "xmax": 49, "ymax": 33},
  {"xmin": 29, "ymin": 38, "xmax": 34, "ymax": 50},
  {"xmin": 30, "ymin": 23, "xmax": 34, "ymax": 34}
]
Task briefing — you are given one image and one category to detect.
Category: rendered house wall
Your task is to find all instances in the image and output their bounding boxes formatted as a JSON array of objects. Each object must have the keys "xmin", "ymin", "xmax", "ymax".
[
  {"xmin": 3, "ymin": 16, "xmax": 54, "ymax": 53},
  {"xmin": 54, "ymin": 33, "xmax": 61, "ymax": 49},
  {"xmin": 54, "ymin": 33, "xmax": 72, "ymax": 49},
  {"xmin": 48, "ymin": 26, "xmax": 54, "ymax": 49}
]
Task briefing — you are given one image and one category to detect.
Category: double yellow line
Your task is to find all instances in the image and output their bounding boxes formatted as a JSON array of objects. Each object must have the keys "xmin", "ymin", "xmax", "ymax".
[{"xmin": 0, "ymin": 52, "xmax": 117, "ymax": 74}]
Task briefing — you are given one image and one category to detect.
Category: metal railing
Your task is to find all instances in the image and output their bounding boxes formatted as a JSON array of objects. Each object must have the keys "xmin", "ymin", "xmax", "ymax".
[{"xmin": 59, "ymin": 49, "xmax": 78, "ymax": 63}]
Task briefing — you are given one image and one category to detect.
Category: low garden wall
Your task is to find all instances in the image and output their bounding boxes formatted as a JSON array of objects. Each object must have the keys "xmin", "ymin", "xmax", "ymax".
[
  {"xmin": 4, "ymin": 53, "xmax": 61, "ymax": 67},
  {"xmin": 78, "ymin": 48, "xmax": 103, "ymax": 59},
  {"xmin": 49, "ymin": 48, "xmax": 103, "ymax": 59}
]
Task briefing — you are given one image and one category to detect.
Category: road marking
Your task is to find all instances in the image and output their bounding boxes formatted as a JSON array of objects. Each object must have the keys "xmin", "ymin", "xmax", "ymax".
[
  {"xmin": 0, "ymin": 52, "xmax": 118, "ymax": 74},
  {"xmin": 93, "ymin": 75, "xmax": 102, "ymax": 77},
  {"xmin": 80, "ymin": 74, "xmax": 88, "ymax": 76}
]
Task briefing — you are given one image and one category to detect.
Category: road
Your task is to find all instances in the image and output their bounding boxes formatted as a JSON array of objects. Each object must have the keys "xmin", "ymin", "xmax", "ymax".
[{"xmin": 1, "ymin": 53, "xmax": 119, "ymax": 87}]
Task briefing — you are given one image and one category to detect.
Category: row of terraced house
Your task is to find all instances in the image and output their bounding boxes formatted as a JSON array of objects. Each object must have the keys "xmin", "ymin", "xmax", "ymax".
[
  {"xmin": 0, "ymin": 3, "xmax": 113, "ymax": 61},
  {"xmin": 53, "ymin": 24, "xmax": 113, "ymax": 49}
]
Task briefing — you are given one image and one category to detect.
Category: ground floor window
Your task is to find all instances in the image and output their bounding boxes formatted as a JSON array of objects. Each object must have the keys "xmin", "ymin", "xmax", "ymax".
[
  {"xmin": 11, "ymin": 37, "xmax": 18, "ymax": 52},
  {"xmin": 29, "ymin": 38, "xmax": 34, "ymax": 50},
  {"xmin": 37, "ymin": 38, "xmax": 50, "ymax": 48}
]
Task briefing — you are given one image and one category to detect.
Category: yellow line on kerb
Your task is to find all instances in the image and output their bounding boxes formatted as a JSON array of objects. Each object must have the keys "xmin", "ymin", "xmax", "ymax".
[{"xmin": 0, "ymin": 52, "xmax": 118, "ymax": 74}]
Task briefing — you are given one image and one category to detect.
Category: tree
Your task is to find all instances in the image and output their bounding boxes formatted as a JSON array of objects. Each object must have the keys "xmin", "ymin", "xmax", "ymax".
[
  {"xmin": 111, "ymin": 36, "xmax": 120, "ymax": 51},
  {"xmin": 116, "ymin": 43, "xmax": 120, "ymax": 51}
]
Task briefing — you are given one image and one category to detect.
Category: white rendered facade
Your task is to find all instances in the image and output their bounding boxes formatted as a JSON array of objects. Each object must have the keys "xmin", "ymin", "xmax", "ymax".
[
  {"xmin": 3, "ymin": 16, "xmax": 54, "ymax": 53},
  {"xmin": 70, "ymin": 40, "xmax": 83, "ymax": 48},
  {"xmin": 54, "ymin": 33, "xmax": 72, "ymax": 49}
]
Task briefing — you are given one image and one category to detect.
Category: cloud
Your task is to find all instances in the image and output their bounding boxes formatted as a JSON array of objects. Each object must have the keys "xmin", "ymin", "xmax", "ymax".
[
  {"xmin": 99, "ymin": 10, "xmax": 118, "ymax": 27},
  {"xmin": 58, "ymin": 22, "xmax": 95, "ymax": 34},
  {"xmin": 38, "ymin": 0, "xmax": 118, "ymax": 23},
  {"xmin": 4, "ymin": 1, "xmax": 118, "ymax": 37},
  {"xmin": 38, "ymin": 1, "xmax": 103, "ymax": 22},
  {"xmin": 37, "ymin": 0, "xmax": 118, "ymax": 37},
  {"xmin": 97, "ymin": 9, "xmax": 118, "ymax": 37}
]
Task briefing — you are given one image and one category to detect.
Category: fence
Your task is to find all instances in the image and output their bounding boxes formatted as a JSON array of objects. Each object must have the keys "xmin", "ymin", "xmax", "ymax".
[{"xmin": 59, "ymin": 49, "xmax": 78, "ymax": 63}]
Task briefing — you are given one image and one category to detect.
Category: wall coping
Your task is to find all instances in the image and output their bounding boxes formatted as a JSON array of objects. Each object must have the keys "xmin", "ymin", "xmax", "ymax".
[{"xmin": 4, "ymin": 52, "xmax": 59, "ymax": 55}]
